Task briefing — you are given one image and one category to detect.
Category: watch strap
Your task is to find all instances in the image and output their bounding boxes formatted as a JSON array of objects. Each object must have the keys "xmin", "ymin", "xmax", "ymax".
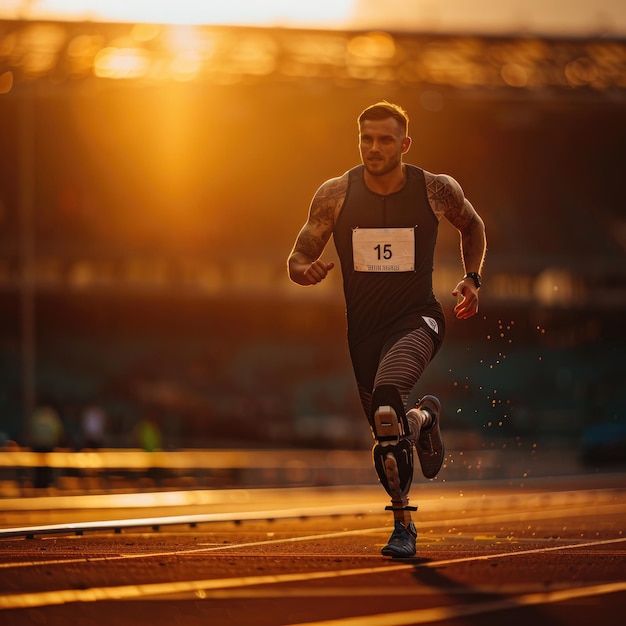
[{"xmin": 464, "ymin": 272, "xmax": 481, "ymax": 288}]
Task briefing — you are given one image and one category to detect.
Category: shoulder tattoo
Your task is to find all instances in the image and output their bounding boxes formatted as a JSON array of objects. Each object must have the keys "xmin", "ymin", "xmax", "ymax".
[
  {"xmin": 426, "ymin": 173, "xmax": 472, "ymax": 229},
  {"xmin": 310, "ymin": 177, "xmax": 347, "ymax": 227}
]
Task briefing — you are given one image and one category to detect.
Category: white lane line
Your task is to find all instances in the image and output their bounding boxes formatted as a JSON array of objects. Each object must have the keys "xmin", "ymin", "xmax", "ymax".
[
  {"xmin": 151, "ymin": 581, "xmax": 605, "ymax": 600},
  {"xmin": 1, "ymin": 537, "xmax": 625, "ymax": 610},
  {"xmin": 3, "ymin": 489, "xmax": 623, "ymax": 539},
  {"xmin": 0, "ymin": 561, "xmax": 413, "ymax": 609},
  {"xmin": 0, "ymin": 503, "xmax": 380, "ymax": 539},
  {"xmin": 1, "ymin": 501, "xmax": 624, "ymax": 570},
  {"xmin": 0, "ymin": 526, "xmax": 392, "ymax": 569},
  {"xmin": 414, "ymin": 536, "xmax": 626, "ymax": 567},
  {"xmin": 0, "ymin": 492, "xmax": 626, "ymax": 540},
  {"xmin": 2, "ymin": 495, "xmax": 623, "ymax": 541},
  {"xmin": 427, "ymin": 501, "xmax": 626, "ymax": 528},
  {"xmin": 282, "ymin": 582, "xmax": 626, "ymax": 626}
]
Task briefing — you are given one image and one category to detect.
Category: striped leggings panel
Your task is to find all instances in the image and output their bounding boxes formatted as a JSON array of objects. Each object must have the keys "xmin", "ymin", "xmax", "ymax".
[{"xmin": 358, "ymin": 327, "xmax": 435, "ymax": 421}]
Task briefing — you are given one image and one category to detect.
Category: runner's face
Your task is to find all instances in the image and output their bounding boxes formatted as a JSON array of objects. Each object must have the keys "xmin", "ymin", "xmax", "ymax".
[{"xmin": 359, "ymin": 118, "xmax": 410, "ymax": 177}]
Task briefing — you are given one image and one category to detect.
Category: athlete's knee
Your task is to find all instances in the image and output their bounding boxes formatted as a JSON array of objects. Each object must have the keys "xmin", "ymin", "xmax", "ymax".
[{"xmin": 370, "ymin": 384, "xmax": 409, "ymax": 442}]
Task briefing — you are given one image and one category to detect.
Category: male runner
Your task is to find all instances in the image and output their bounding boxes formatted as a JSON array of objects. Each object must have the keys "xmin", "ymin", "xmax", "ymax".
[{"xmin": 288, "ymin": 101, "xmax": 487, "ymax": 557}]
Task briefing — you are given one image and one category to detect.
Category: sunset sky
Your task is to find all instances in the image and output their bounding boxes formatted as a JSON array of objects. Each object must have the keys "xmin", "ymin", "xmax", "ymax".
[{"xmin": 1, "ymin": 0, "xmax": 625, "ymax": 37}]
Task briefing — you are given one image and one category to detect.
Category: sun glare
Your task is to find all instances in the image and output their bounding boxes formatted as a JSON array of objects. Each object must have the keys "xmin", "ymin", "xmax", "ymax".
[
  {"xmin": 5, "ymin": 0, "xmax": 355, "ymax": 26},
  {"xmin": 93, "ymin": 46, "xmax": 149, "ymax": 79}
]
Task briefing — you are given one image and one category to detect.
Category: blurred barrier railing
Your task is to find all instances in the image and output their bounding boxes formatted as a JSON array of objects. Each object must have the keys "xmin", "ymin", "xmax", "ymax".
[
  {"xmin": 0, "ymin": 448, "xmax": 369, "ymax": 471},
  {"xmin": 0, "ymin": 448, "xmax": 375, "ymax": 494},
  {"xmin": 0, "ymin": 445, "xmax": 590, "ymax": 496}
]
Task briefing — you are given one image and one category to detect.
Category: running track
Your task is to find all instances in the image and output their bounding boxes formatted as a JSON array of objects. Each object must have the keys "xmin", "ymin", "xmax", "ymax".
[{"xmin": 0, "ymin": 475, "xmax": 624, "ymax": 625}]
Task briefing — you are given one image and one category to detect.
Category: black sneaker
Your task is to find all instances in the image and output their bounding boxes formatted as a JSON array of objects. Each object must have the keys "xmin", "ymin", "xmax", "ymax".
[
  {"xmin": 381, "ymin": 520, "xmax": 417, "ymax": 558},
  {"xmin": 415, "ymin": 395, "xmax": 444, "ymax": 479}
]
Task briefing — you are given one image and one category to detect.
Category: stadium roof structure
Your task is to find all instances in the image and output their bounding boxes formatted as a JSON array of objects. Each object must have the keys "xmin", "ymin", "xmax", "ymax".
[{"xmin": 0, "ymin": 5, "xmax": 625, "ymax": 96}]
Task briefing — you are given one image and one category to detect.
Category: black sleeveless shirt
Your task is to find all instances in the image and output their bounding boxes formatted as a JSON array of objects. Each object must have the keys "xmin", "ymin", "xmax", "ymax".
[{"xmin": 333, "ymin": 164, "xmax": 444, "ymax": 347}]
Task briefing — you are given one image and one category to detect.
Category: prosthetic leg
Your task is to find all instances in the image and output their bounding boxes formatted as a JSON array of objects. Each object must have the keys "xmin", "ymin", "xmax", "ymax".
[
  {"xmin": 371, "ymin": 385, "xmax": 418, "ymax": 556},
  {"xmin": 370, "ymin": 385, "xmax": 417, "ymax": 524}
]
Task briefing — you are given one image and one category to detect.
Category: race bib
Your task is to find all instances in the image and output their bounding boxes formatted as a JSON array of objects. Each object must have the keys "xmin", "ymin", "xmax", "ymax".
[{"xmin": 352, "ymin": 227, "xmax": 416, "ymax": 272}]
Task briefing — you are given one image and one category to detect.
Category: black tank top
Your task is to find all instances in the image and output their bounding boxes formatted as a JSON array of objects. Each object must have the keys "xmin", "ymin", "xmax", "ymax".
[{"xmin": 333, "ymin": 164, "xmax": 443, "ymax": 346}]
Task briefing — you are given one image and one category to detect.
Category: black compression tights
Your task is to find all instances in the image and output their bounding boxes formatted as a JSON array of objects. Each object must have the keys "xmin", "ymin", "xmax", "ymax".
[{"xmin": 358, "ymin": 327, "xmax": 435, "ymax": 421}]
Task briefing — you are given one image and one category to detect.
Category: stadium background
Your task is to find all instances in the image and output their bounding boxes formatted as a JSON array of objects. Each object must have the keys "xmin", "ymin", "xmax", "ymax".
[{"xmin": 0, "ymin": 3, "xmax": 624, "ymax": 470}]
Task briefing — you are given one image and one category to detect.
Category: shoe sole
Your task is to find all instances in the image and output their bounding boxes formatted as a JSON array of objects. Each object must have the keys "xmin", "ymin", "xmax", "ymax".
[
  {"xmin": 416, "ymin": 395, "xmax": 444, "ymax": 479},
  {"xmin": 381, "ymin": 540, "xmax": 417, "ymax": 557}
]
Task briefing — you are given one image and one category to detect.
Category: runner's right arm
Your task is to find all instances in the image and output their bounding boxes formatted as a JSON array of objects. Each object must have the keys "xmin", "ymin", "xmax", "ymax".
[{"xmin": 287, "ymin": 176, "xmax": 347, "ymax": 285}]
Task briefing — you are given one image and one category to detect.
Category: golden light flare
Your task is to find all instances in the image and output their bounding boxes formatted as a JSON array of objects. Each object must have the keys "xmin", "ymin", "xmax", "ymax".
[
  {"xmin": 1, "ymin": 0, "xmax": 355, "ymax": 27},
  {"xmin": 347, "ymin": 32, "xmax": 396, "ymax": 62},
  {"xmin": 93, "ymin": 46, "xmax": 149, "ymax": 79}
]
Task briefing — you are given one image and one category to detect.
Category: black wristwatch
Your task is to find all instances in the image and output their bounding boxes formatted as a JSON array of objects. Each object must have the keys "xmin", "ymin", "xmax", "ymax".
[{"xmin": 464, "ymin": 272, "xmax": 482, "ymax": 289}]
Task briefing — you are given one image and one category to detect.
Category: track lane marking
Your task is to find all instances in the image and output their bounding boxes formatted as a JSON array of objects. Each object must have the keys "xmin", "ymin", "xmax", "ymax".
[
  {"xmin": 428, "ymin": 501, "xmax": 626, "ymax": 527},
  {"xmin": 146, "ymin": 580, "xmax": 609, "ymax": 599},
  {"xmin": 282, "ymin": 582, "xmax": 626, "ymax": 626},
  {"xmin": 1, "ymin": 499, "xmax": 625, "ymax": 569},
  {"xmin": 0, "ymin": 526, "xmax": 392, "ymax": 569},
  {"xmin": 2, "ymin": 489, "xmax": 624, "ymax": 539},
  {"xmin": 1, "ymin": 537, "xmax": 625, "ymax": 609},
  {"xmin": 0, "ymin": 503, "xmax": 380, "ymax": 539}
]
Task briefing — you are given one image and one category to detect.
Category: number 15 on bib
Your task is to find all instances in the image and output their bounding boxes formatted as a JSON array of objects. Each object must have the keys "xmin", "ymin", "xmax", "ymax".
[{"xmin": 352, "ymin": 227, "xmax": 416, "ymax": 272}]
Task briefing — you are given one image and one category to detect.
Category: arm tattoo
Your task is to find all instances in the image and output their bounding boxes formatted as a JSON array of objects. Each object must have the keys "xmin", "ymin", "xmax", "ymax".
[
  {"xmin": 294, "ymin": 229, "xmax": 325, "ymax": 262},
  {"xmin": 293, "ymin": 177, "xmax": 347, "ymax": 261},
  {"xmin": 426, "ymin": 172, "xmax": 485, "ymax": 273},
  {"xmin": 427, "ymin": 173, "xmax": 473, "ymax": 230},
  {"xmin": 310, "ymin": 178, "xmax": 346, "ymax": 226}
]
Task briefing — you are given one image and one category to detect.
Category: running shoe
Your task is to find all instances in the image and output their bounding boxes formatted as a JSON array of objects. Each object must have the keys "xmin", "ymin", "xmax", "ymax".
[
  {"xmin": 381, "ymin": 520, "xmax": 417, "ymax": 558},
  {"xmin": 414, "ymin": 395, "xmax": 444, "ymax": 479}
]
